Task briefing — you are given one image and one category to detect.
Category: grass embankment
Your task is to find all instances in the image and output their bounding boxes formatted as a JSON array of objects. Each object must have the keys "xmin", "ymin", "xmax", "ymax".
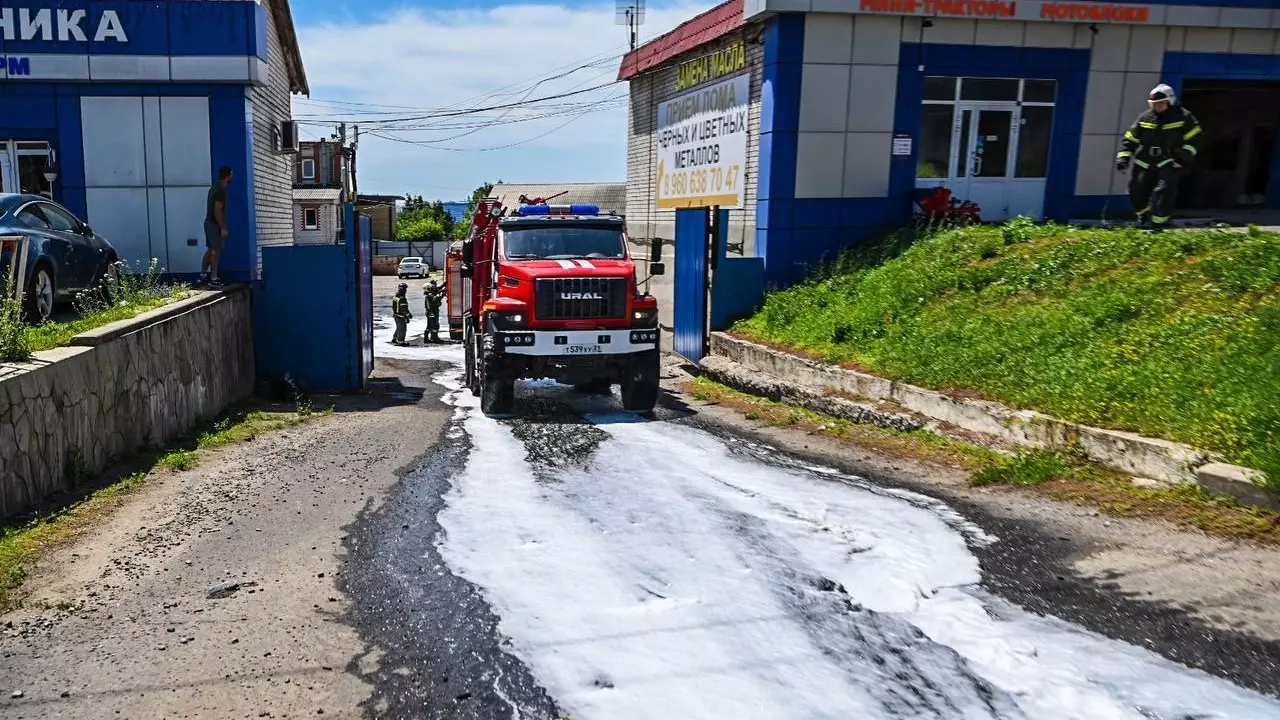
[
  {"xmin": 688, "ymin": 377, "xmax": 1280, "ymax": 544},
  {"xmin": 733, "ymin": 220, "xmax": 1280, "ymax": 490},
  {"xmin": 0, "ymin": 401, "xmax": 330, "ymax": 613},
  {"xmin": 0, "ymin": 259, "xmax": 191, "ymax": 362}
]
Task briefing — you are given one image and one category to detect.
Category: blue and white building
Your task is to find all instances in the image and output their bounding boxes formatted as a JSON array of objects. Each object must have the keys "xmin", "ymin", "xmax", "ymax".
[
  {"xmin": 0, "ymin": 0, "xmax": 308, "ymax": 281},
  {"xmin": 622, "ymin": 0, "xmax": 1280, "ymax": 289}
]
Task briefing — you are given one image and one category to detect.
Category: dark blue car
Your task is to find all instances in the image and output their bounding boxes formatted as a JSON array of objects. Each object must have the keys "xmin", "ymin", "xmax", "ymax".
[{"xmin": 0, "ymin": 193, "xmax": 121, "ymax": 323}]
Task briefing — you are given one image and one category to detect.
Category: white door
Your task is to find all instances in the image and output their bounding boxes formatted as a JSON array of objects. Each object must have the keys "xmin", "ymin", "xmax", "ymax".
[
  {"xmin": 0, "ymin": 146, "xmax": 14, "ymax": 194},
  {"xmin": 949, "ymin": 104, "xmax": 1017, "ymax": 222}
]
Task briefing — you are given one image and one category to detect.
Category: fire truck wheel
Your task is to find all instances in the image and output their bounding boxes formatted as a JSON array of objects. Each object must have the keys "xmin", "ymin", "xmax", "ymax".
[
  {"xmin": 621, "ymin": 351, "xmax": 659, "ymax": 413},
  {"xmin": 480, "ymin": 353, "xmax": 514, "ymax": 415}
]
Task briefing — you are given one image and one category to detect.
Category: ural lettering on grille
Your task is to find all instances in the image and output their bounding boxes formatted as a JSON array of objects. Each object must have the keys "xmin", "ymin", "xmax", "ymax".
[{"xmin": 536, "ymin": 278, "xmax": 626, "ymax": 320}]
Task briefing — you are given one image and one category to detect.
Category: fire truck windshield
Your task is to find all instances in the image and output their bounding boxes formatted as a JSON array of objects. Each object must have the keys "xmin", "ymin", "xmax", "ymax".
[{"xmin": 502, "ymin": 226, "xmax": 626, "ymax": 261}]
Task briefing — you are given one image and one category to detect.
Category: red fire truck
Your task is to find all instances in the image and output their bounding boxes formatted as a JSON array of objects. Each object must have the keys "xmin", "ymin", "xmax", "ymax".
[{"xmin": 453, "ymin": 199, "xmax": 665, "ymax": 415}]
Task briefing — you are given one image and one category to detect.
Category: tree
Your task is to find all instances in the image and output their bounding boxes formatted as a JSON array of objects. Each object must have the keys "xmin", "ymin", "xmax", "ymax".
[{"xmin": 396, "ymin": 192, "xmax": 457, "ymax": 240}]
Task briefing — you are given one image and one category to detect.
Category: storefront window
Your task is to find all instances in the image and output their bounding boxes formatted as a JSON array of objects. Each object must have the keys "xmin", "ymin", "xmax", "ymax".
[
  {"xmin": 960, "ymin": 78, "xmax": 1019, "ymax": 102},
  {"xmin": 917, "ymin": 105, "xmax": 954, "ymax": 178},
  {"xmin": 17, "ymin": 154, "xmax": 51, "ymax": 196},
  {"xmin": 1016, "ymin": 106, "xmax": 1055, "ymax": 178},
  {"xmin": 1023, "ymin": 80, "xmax": 1057, "ymax": 103},
  {"xmin": 924, "ymin": 76, "xmax": 957, "ymax": 102}
]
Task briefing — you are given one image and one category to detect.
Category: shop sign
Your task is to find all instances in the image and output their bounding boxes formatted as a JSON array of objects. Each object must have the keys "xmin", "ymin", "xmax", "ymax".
[
  {"xmin": 655, "ymin": 73, "xmax": 749, "ymax": 210},
  {"xmin": 1, "ymin": 56, "xmax": 30, "ymax": 75},
  {"xmin": 0, "ymin": 7, "xmax": 129, "ymax": 43},
  {"xmin": 675, "ymin": 41, "xmax": 746, "ymax": 93},
  {"xmin": 892, "ymin": 134, "xmax": 912, "ymax": 156},
  {"xmin": 855, "ymin": 0, "xmax": 1153, "ymax": 23}
]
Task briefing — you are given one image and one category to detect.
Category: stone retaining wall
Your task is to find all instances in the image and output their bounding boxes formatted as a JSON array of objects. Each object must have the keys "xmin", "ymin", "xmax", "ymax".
[{"xmin": 0, "ymin": 287, "xmax": 255, "ymax": 518}]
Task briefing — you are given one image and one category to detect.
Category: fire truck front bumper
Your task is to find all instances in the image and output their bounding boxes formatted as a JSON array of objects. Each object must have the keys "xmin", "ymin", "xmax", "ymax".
[{"xmin": 492, "ymin": 328, "xmax": 659, "ymax": 357}]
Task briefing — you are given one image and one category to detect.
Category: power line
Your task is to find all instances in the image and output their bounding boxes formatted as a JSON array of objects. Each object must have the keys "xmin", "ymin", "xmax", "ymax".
[{"xmin": 367, "ymin": 95, "xmax": 619, "ymax": 152}]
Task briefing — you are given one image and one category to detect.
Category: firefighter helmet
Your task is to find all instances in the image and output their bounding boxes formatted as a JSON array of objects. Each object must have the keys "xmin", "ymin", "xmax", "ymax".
[
  {"xmin": 1147, "ymin": 83, "xmax": 1176, "ymax": 108},
  {"xmin": 397, "ymin": 283, "xmax": 408, "ymax": 292}
]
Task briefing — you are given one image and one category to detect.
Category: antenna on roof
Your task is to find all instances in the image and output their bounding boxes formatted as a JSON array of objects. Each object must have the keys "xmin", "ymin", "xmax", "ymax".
[{"xmin": 615, "ymin": 0, "xmax": 646, "ymax": 51}]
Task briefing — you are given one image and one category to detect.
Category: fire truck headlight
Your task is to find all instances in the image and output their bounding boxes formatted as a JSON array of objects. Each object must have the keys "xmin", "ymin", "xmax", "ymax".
[{"xmin": 632, "ymin": 308, "xmax": 658, "ymax": 328}]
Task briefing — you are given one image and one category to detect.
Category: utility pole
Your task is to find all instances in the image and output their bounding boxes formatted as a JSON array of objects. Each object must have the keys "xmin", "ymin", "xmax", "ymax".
[{"xmin": 350, "ymin": 125, "xmax": 360, "ymax": 248}]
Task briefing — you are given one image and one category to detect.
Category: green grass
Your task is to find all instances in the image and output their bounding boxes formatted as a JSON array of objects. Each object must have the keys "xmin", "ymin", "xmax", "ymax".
[
  {"xmin": 0, "ymin": 400, "xmax": 329, "ymax": 613},
  {"xmin": 734, "ymin": 220, "xmax": 1280, "ymax": 491},
  {"xmin": 1, "ymin": 259, "xmax": 191, "ymax": 362}
]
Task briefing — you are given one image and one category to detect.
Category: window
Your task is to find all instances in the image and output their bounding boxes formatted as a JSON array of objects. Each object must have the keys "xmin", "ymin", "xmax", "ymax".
[
  {"xmin": 302, "ymin": 207, "xmax": 319, "ymax": 230},
  {"xmin": 301, "ymin": 158, "xmax": 315, "ymax": 180},
  {"xmin": 924, "ymin": 76, "xmax": 958, "ymax": 101},
  {"xmin": 16, "ymin": 205, "xmax": 50, "ymax": 230},
  {"xmin": 39, "ymin": 203, "xmax": 80, "ymax": 232},
  {"xmin": 1016, "ymin": 106, "xmax": 1054, "ymax": 178},
  {"xmin": 960, "ymin": 78, "xmax": 1019, "ymax": 102},
  {"xmin": 917, "ymin": 105, "xmax": 954, "ymax": 178},
  {"xmin": 1022, "ymin": 79, "xmax": 1057, "ymax": 103},
  {"xmin": 503, "ymin": 225, "xmax": 626, "ymax": 260}
]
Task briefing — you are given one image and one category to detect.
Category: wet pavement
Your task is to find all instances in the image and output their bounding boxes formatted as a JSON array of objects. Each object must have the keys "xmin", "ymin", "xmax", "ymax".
[{"xmin": 338, "ymin": 313, "xmax": 1280, "ymax": 720}]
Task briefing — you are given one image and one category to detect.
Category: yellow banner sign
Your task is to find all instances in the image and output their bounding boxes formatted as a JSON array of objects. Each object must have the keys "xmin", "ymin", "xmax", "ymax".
[{"xmin": 675, "ymin": 41, "xmax": 747, "ymax": 93}]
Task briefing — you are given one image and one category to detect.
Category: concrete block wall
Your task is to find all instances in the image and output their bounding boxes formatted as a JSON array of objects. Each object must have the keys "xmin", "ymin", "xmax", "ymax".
[
  {"xmin": 624, "ymin": 29, "xmax": 764, "ymax": 256},
  {"xmin": 795, "ymin": 13, "xmax": 901, "ymax": 201},
  {"xmin": 0, "ymin": 290, "xmax": 255, "ymax": 519},
  {"xmin": 250, "ymin": 2, "xmax": 297, "ymax": 279}
]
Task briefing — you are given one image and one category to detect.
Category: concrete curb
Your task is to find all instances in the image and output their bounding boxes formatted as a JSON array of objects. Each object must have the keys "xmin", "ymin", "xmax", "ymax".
[
  {"xmin": 700, "ymin": 355, "xmax": 924, "ymax": 433},
  {"xmin": 706, "ymin": 333, "xmax": 1277, "ymax": 508}
]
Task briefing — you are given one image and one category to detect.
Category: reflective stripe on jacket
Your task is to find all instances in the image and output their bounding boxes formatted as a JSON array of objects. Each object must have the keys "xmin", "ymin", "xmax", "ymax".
[{"xmin": 1117, "ymin": 105, "xmax": 1203, "ymax": 169}]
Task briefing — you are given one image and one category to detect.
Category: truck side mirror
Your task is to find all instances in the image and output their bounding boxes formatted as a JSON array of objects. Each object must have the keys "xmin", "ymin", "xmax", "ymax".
[
  {"xmin": 650, "ymin": 261, "xmax": 666, "ymax": 276},
  {"xmin": 650, "ymin": 237, "xmax": 664, "ymax": 264},
  {"xmin": 460, "ymin": 262, "xmax": 472, "ymax": 278}
]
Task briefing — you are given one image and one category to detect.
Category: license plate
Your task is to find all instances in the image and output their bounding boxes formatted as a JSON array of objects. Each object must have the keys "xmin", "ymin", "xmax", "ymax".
[{"xmin": 563, "ymin": 344, "xmax": 602, "ymax": 355}]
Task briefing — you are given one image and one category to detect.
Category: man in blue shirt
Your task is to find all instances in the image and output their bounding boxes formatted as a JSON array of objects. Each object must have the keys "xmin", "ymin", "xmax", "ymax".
[{"xmin": 203, "ymin": 166, "xmax": 233, "ymax": 286}]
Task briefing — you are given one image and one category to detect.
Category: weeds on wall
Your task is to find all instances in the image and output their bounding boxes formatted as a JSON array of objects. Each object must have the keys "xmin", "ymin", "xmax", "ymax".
[{"xmin": 0, "ymin": 259, "xmax": 190, "ymax": 363}]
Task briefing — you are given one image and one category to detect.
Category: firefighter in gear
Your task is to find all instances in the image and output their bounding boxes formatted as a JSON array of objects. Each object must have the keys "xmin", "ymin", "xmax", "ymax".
[
  {"xmin": 1116, "ymin": 84, "xmax": 1203, "ymax": 230},
  {"xmin": 391, "ymin": 283, "xmax": 412, "ymax": 346},
  {"xmin": 422, "ymin": 279, "xmax": 444, "ymax": 343}
]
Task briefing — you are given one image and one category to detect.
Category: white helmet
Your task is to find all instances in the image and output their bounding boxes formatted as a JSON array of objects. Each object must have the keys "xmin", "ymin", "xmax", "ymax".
[{"xmin": 1147, "ymin": 83, "xmax": 1176, "ymax": 108}]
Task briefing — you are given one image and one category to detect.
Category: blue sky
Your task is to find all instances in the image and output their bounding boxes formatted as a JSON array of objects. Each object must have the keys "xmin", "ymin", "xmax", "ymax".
[{"xmin": 289, "ymin": 0, "xmax": 713, "ymax": 201}]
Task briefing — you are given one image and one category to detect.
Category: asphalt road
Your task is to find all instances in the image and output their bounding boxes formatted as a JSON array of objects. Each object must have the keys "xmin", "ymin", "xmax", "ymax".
[{"xmin": 3, "ymin": 282, "xmax": 1279, "ymax": 719}]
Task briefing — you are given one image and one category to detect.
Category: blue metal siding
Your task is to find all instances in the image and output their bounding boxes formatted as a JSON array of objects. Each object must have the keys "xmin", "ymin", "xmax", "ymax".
[
  {"xmin": 254, "ymin": 244, "xmax": 358, "ymax": 393},
  {"xmin": 757, "ymin": 13, "xmax": 804, "ymax": 289},
  {"xmin": 673, "ymin": 208, "xmax": 708, "ymax": 363}
]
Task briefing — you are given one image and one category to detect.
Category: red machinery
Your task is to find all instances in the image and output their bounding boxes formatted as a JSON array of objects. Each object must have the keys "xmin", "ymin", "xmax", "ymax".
[
  {"xmin": 445, "ymin": 239, "xmax": 465, "ymax": 341},
  {"xmin": 915, "ymin": 187, "xmax": 981, "ymax": 226},
  {"xmin": 451, "ymin": 199, "xmax": 665, "ymax": 415}
]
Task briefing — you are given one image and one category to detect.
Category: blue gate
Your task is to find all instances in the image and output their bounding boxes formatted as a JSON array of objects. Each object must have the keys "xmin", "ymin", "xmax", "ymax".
[
  {"xmin": 253, "ymin": 203, "xmax": 373, "ymax": 392},
  {"xmin": 673, "ymin": 209, "xmax": 707, "ymax": 362},
  {"xmin": 673, "ymin": 208, "xmax": 731, "ymax": 362}
]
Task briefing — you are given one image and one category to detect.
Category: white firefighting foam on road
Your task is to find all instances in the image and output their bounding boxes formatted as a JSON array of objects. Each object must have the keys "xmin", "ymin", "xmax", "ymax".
[{"xmin": 421, "ymin": 365, "xmax": 1280, "ymax": 720}]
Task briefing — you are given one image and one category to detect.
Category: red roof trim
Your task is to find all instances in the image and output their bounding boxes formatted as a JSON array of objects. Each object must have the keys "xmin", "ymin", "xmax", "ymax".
[{"xmin": 617, "ymin": 0, "xmax": 745, "ymax": 81}]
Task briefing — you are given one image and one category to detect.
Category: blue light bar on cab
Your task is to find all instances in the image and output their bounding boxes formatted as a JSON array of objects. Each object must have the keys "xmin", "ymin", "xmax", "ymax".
[
  {"xmin": 516, "ymin": 204, "xmax": 550, "ymax": 215},
  {"xmin": 568, "ymin": 204, "xmax": 599, "ymax": 215},
  {"xmin": 514, "ymin": 203, "xmax": 600, "ymax": 216}
]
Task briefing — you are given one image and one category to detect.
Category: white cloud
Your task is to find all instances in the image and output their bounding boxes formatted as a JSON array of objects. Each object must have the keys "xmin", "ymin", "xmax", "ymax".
[{"xmin": 292, "ymin": 1, "xmax": 715, "ymax": 196}]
